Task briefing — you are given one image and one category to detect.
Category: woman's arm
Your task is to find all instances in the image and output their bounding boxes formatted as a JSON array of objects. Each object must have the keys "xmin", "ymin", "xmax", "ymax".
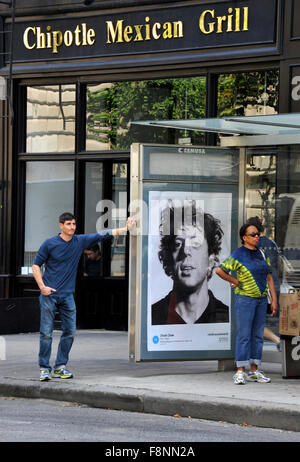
[
  {"xmin": 215, "ymin": 267, "xmax": 239, "ymax": 288},
  {"xmin": 267, "ymin": 273, "xmax": 277, "ymax": 317}
]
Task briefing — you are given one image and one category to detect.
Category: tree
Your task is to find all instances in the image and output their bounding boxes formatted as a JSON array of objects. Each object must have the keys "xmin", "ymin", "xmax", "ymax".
[{"xmin": 86, "ymin": 77, "xmax": 206, "ymax": 150}]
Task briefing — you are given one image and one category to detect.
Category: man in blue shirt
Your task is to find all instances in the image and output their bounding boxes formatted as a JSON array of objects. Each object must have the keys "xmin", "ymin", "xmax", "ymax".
[{"xmin": 32, "ymin": 212, "xmax": 135, "ymax": 382}]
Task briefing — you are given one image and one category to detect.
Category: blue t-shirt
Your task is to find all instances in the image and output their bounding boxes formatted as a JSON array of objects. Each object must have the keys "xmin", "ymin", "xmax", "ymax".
[
  {"xmin": 219, "ymin": 246, "xmax": 271, "ymax": 298},
  {"xmin": 33, "ymin": 230, "xmax": 112, "ymax": 295}
]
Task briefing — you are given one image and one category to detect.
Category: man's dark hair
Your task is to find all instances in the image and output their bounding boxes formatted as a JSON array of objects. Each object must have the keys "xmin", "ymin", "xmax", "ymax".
[
  {"xmin": 158, "ymin": 200, "xmax": 223, "ymax": 278},
  {"xmin": 86, "ymin": 244, "xmax": 101, "ymax": 254},
  {"xmin": 239, "ymin": 223, "xmax": 260, "ymax": 244},
  {"xmin": 59, "ymin": 212, "xmax": 76, "ymax": 224}
]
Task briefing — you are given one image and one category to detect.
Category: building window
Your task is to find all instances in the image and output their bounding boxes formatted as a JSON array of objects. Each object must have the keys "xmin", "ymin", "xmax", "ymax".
[
  {"xmin": 26, "ymin": 85, "xmax": 76, "ymax": 153},
  {"xmin": 23, "ymin": 161, "xmax": 75, "ymax": 272},
  {"xmin": 111, "ymin": 163, "xmax": 127, "ymax": 277},
  {"xmin": 83, "ymin": 162, "xmax": 127, "ymax": 278},
  {"xmin": 86, "ymin": 77, "xmax": 206, "ymax": 151},
  {"xmin": 217, "ymin": 70, "xmax": 279, "ymax": 117}
]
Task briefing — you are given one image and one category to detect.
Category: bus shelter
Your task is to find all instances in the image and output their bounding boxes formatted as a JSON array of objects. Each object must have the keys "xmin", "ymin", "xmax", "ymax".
[{"xmin": 129, "ymin": 113, "xmax": 300, "ymax": 378}]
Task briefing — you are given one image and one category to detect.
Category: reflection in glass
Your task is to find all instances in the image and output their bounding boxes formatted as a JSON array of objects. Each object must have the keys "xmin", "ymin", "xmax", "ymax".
[
  {"xmin": 23, "ymin": 161, "xmax": 74, "ymax": 270},
  {"xmin": 245, "ymin": 152, "xmax": 276, "ymax": 238},
  {"xmin": 84, "ymin": 162, "xmax": 103, "ymax": 234},
  {"xmin": 245, "ymin": 146, "xmax": 300, "ymax": 346},
  {"xmin": 83, "ymin": 163, "xmax": 104, "ymax": 278},
  {"xmin": 217, "ymin": 70, "xmax": 279, "ymax": 117},
  {"xmin": 27, "ymin": 85, "xmax": 76, "ymax": 153},
  {"xmin": 111, "ymin": 163, "xmax": 127, "ymax": 277},
  {"xmin": 83, "ymin": 243, "xmax": 102, "ymax": 278},
  {"xmin": 86, "ymin": 77, "xmax": 206, "ymax": 151}
]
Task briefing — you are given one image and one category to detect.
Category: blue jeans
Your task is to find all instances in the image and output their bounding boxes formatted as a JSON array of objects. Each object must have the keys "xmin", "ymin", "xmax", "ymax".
[
  {"xmin": 39, "ymin": 293, "xmax": 76, "ymax": 370},
  {"xmin": 235, "ymin": 294, "xmax": 267, "ymax": 368}
]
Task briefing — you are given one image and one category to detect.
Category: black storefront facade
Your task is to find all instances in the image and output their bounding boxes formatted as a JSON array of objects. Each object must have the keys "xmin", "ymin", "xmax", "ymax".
[{"xmin": 0, "ymin": 0, "xmax": 300, "ymax": 335}]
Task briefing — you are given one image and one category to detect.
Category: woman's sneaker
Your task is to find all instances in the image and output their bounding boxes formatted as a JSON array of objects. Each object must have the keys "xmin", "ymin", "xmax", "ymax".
[
  {"xmin": 52, "ymin": 365, "xmax": 73, "ymax": 379},
  {"xmin": 233, "ymin": 370, "xmax": 247, "ymax": 385},
  {"xmin": 40, "ymin": 368, "xmax": 52, "ymax": 382},
  {"xmin": 247, "ymin": 370, "xmax": 271, "ymax": 383}
]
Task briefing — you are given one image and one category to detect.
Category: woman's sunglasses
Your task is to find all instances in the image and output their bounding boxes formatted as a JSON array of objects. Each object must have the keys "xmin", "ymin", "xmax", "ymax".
[{"xmin": 246, "ymin": 233, "xmax": 260, "ymax": 238}]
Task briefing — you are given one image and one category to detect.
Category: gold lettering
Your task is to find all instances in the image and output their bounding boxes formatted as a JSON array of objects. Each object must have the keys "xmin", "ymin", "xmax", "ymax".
[
  {"xmin": 163, "ymin": 22, "xmax": 173, "ymax": 39},
  {"xmin": 235, "ymin": 8, "xmax": 240, "ymax": 32},
  {"xmin": 173, "ymin": 21, "xmax": 183, "ymax": 38},
  {"xmin": 134, "ymin": 24, "xmax": 144, "ymax": 41},
  {"xmin": 243, "ymin": 7, "xmax": 249, "ymax": 31},
  {"xmin": 23, "ymin": 27, "xmax": 36, "ymax": 49},
  {"xmin": 217, "ymin": 15, "xmax": 227, "ymax": 33},
  {"xmin": 106, "ymin": 16, "xmax": 183, "ymax": 44},
  {"xmin": 23, "ymin": 23, "xmax": 96, "ymax": 53},
  {"xmin": 199, "ymin": 10, "xmax": 215, "ymax": 34},
  {"xmin": 46, "ymin": 26, "xmax": 52, "ymax": 48},
  {"xmin": 36, "ymin": 27, "xmax": 46, "ymax": 49},
  {"xmin": 106, "ymin": 20, "xmax": 124, "ymax": 43},
  {"xmin": 74, "ymin": 24, "xmax": 81, "ymax": 46},
  {"xmin": 124, "ymin": 25, "xmax": 133, "ymax": 42},
  {"xmin": 52, "ymin": 30, "xmax": 63, "ymax": 53},
  {"xmin": 81, "ymin": 23, "xmax": 87, "ymax": 45},
  {"xmin": 227, "ymin": 8, "xmax": 233, "ymax": 32},
  {"xmin": 145, "ymin": 16, "xmax": 151, "ymax": 40},
  {"xmin": 152, "ymin": 22, "xmax": 161, "ymax": 40},
  {"xmin": 64, "ymin": 30, "xmax": 73, "ymax": 47},
  {"xmin": 199, "ymin": 6, "xmax": 249, "ymax": 35},
  {"xmin": 87, "ymin": 28, "xmax": 96, "ymax": 45}
]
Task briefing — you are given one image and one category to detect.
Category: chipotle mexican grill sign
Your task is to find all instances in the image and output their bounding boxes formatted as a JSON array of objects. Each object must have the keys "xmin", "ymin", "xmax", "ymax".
[{"xmin": 9, "ymin": 0, "xmax": 277, "ymax": 62}]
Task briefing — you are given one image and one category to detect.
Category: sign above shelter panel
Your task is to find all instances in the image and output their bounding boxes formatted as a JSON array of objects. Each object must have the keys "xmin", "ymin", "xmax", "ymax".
[{"xmin": 8, "ymin": 0, "xmax": 278, "ymax": 62}]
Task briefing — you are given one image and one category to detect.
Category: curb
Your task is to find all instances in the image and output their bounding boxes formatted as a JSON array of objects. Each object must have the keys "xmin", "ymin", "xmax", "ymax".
[{"xmin": 1, "ymin": 379, "xmax": 300, "ymax": 432}]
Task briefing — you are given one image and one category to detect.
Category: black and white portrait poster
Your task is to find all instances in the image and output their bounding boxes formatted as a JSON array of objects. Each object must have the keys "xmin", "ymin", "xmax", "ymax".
[{"xmin": 147, "ymin": 190, "xmax": 232, "ymax": 352}]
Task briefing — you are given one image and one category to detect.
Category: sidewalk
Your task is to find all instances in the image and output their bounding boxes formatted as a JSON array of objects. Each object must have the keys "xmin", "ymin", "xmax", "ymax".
[{"xmin": 0, "ymin": 330, "xmax": 300, "ymax": 432}]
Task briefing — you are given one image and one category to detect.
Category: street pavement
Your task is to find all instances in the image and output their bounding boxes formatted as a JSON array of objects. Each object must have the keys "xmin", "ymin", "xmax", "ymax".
[{"xmin": 0, "ymin": 330, "xmax": 300, "ymax": 433}]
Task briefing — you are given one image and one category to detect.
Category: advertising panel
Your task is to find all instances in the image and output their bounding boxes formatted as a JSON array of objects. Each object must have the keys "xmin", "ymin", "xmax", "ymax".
[
  {"xmin": 147, "ymin": 190, "xmax": 232, "ymax": 352},
  {"xmin": 129, "ymin": 144, "xmax": 240, "ymax": 362}
]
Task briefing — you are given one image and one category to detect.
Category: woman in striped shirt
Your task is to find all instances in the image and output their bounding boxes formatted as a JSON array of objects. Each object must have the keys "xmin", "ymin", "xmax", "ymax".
[{"xmin": 216, "ymin": 223, "xmax": 277, "ymax": 385}]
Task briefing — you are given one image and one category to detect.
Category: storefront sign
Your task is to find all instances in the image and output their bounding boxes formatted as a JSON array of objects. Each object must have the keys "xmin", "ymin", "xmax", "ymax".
[{"xmin": 8, "ymin": 0, "xmax": 277, "ymax": 62}]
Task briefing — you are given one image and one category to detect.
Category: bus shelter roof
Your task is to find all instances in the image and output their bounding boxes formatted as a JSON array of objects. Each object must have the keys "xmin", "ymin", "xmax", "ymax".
[{"xmin": 132, "ymin": 113, "xmax": 300, "ymax": 146}]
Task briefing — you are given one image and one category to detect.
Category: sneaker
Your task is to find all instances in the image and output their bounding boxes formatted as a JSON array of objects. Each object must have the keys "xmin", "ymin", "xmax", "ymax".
[
  {"xmin": 40, "ymin": 368, "xmax": 52, "ymax": 382},
  {"xmin": 233, "ymin": 370, "xmax": 247, "ymax": 385},
  {"xmin": 247, "ymin": 370, "xmax": 271, "ymax": 383},
  {"xmin": 52, "ymin": 365, "xmax": 73, "ymax": 379}
]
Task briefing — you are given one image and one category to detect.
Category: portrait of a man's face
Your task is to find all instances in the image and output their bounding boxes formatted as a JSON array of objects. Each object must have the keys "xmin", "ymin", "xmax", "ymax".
[
  {"xmin": 151, "ymin": 198, "xmax": 229, "ymax": 325},
  {"xmin": 170, "ymin": 225, "xmax": 208, "ymax": 292},
  {"xmin": 146, "ymin": 190, "xmax": 232, "ymax": 352}
]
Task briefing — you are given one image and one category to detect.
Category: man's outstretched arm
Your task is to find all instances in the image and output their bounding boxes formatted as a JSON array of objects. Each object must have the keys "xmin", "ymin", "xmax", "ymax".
[{"xmin": 112, "ymin": 216, "xmax": 136, "ymax": 236}]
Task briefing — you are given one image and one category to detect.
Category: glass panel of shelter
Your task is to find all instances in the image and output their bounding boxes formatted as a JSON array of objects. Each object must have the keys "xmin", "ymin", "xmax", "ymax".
[{"xmin": 245, "ymin": 146, "xmax": 300, "ymax": 348}]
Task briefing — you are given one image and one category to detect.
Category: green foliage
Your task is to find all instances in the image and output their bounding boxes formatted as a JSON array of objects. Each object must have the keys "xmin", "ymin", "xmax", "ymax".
[
  {"xmin": 86, "ymin": 71, "xmax": 279, "ymax": 150},
  {"xmin": 217, "ymin": 71, "xmax": 279, "ymax": 117},
  {"xmin": 86, "ymin": 77, "xmax": 206, "ymax": 150}
]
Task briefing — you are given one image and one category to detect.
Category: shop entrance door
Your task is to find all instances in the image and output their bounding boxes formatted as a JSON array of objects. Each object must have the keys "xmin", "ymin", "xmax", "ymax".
[{"xmin": 76, "ymin": 160, "xmax": 129, "ymax": 330}]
